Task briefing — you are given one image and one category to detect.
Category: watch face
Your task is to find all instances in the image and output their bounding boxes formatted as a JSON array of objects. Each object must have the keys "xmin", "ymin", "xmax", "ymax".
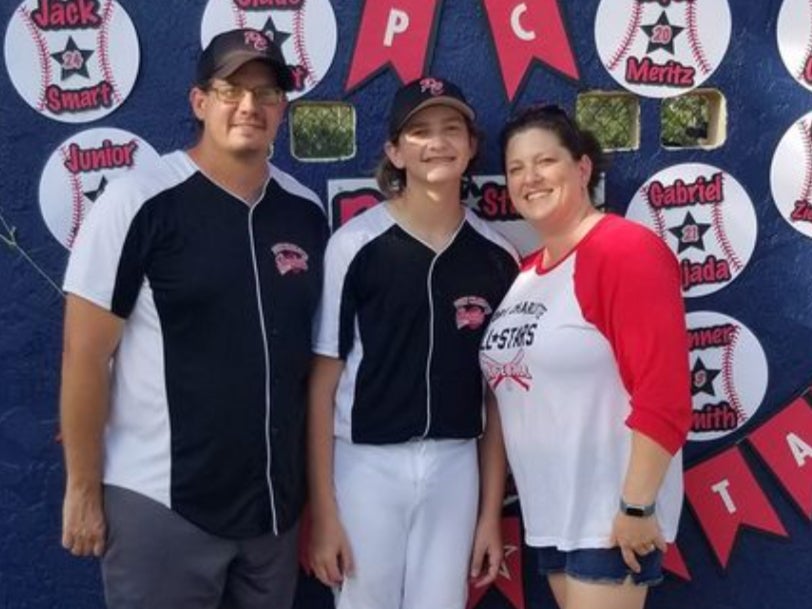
[{"xmin": 625, "ymin": 506, "xmax": 647, "ymax": 518}]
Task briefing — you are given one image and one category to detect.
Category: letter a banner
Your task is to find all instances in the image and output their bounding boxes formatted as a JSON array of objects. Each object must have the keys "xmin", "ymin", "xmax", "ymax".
[
  {"xmin": 684, "ymin": 447, "xmax": 787, "ymax": 568},
  {"xmin": 747, "ymin": 397, "xmax": 812, "ymax": 518},
  {"xmin": 482, "ymin": 0, "xmax": 579, "ymax": 100},
  {"xmin": 346, "ymin": 0, "xmax": 442, "ymax": 91}
]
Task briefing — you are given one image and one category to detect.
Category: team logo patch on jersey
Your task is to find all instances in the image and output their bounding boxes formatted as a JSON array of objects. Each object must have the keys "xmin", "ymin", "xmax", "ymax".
[
  {"xmin": 480, "ymin": 350, "xmax": 533, "ymax": 391},
  {"xmin": 454, "ymin": 296, "xmax": 492, "ymax": 330},
  {"xmin": 271, "ymin": 242, "xmax": 308, "ymax": 275}
]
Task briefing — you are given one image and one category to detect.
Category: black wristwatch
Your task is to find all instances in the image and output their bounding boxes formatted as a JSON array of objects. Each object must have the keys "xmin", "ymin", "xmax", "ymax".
[{"xmin": 619, "ymin": 499, "xmax": 656, "ymax": 518}]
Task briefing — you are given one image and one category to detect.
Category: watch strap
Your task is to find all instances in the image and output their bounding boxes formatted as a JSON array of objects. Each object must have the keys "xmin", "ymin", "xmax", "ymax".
[{"xmin": 619, "ymin": 499, "xmax": 656, "ymax": 517}]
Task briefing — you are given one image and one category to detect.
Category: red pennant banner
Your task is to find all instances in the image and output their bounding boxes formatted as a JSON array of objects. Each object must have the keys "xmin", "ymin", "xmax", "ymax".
[
  {"xmin": 662, "ymin": 542, "xmax": 691, "ymax": 581},
  {"xmin": 481, "ymin": 0, "xmax": 579, "ymax": 100},
  {"xmin": 747, "ymin": 397, "xmax": 812, "ymax": 518},
  {"xmin": 346, "ymin": 0, "xmax": 441, "ymax": 91},
  {"xmin": 468, "ymin": 516, "xmax": 525, "ymax": 609},
  {"xmin": 684, "ymin": 446, "xmax": 788, "ymax": 568}
]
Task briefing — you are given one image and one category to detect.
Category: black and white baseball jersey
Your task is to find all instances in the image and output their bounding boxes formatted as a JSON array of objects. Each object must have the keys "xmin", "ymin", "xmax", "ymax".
[
  {"xmin": 64, "ymin": 151, "xmax": 328, "ymax": 539},
  {"xmin": 314, "ymin": 204, "xmax": 518, "ymax": 444}
]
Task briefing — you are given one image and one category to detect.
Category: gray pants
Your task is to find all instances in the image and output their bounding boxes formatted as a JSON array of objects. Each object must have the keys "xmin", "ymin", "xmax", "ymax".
[{"xmin": 102, "ymin": 485, "xmax": 298, "ymax": 609}]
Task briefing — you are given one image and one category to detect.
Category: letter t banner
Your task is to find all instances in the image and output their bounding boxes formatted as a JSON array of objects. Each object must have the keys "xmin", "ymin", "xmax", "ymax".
[
  {"xmin": 747, "ymin": 397, "xmax": 812, "ymax": 518},
  {"xmin": 481, "ymin": 0, "xmax": 579, "ymax": 101},
  {"xmin": 685, "ymin": 447, "xmax": 787, "ymax": 568},
  {"xmin": 346, "ymin": 0, "xmax": 442, "ymax": 91}
]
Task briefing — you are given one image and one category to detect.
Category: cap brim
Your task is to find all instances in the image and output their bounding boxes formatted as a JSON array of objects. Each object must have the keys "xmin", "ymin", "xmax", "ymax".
[
  {"xmin": 208, "ymin": 51, "xmax": 295, "ymax": 91},
  {"xmin": 399, "ymin": 97, "xmax": 475, "ymax": 129}
]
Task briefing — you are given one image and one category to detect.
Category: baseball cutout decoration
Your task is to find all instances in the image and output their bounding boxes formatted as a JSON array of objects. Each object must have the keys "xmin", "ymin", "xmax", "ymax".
[
  {"xmin": 39, "ymin": 128, "xmax": 161, "ymax": 249},
  {"xmin": 201, "ymin": 0, "xmax": 338, "ymax": 100},
  {"xmin": 595, "ymin": 0, "xmax": 731, "ymax": 98},
  {"xmin": 770, "ymin": 111, "xmax": 812, "ymax": 239},
  {"xmin": 686, "ymin": 311, "xmax": 768, "ymax": 442},
  {"xmin": 777, "ymin": 0, "xmax": 812, "ymax": 90},
  {"xmin": 626, "ymin": 163, "xmax": 758, "ymax": 297},
  {"xmin": 4, "ymin": 0, "xmax": 140, "ymax": 123}
]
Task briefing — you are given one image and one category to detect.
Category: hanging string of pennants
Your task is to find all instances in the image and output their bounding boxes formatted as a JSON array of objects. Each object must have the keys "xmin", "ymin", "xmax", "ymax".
[
  {"xmin": 345, "ymin": 0, "xmax": 580, "ymax": 100},
  {"xmin": 469, "ymin": 388, "xmax": 812, "ymax": 608}
]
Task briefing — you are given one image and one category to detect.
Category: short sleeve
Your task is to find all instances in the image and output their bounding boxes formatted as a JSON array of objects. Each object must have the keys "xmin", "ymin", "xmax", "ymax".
[{"xmin": 63, "ymin": 175, "xmax": 152, "ymax": 319}]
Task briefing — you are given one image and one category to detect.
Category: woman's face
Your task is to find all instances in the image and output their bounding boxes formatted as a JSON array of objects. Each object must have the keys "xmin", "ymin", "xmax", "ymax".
[{"xmin": 504, "ymin": 126, "xmax": 592, "ymax": 230}]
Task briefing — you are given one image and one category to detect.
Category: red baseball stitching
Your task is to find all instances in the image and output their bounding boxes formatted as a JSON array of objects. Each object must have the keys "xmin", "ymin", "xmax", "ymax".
[
  {"xmin": 685, "ymin": 0, "xmax": 712, "ymax": 75},
  {"xmin": 607, "ymin": 0, "xmax": 644, "ymax": 72},
  {"xmin": 710, "ymin": 172, "xmax": 743, "ymax": 272},
  {"xmin": 794, "ymin": 0, "xmax": 812, "ymax": 80},
  {"xmin": 98, "ymin": 0, "xmax": 123, "ymax": 104},
  {"xmin": 19, "ymin": 6, "xmax": 52, "ymax": 112},
  {"xmin": 641, "ymin": 184, "xmax": 668, "ymax": 239},
  {"xmin": 61, "ymin": 146, "xmax": 86, "ymax": 249},
  {"xmin": 798, "ymin": 119, "xmax": 812, "ymax": 203},
  {"xmin": 293, "ymin": 4, "xmax": 317, "ymax": 87},
  {"xmin": 721, "ymin": 326, "xmax": 747, "ymax": 425},
  {"xmin": 231, "ymin": 3, "xmax": 248, "ymax": 29}
]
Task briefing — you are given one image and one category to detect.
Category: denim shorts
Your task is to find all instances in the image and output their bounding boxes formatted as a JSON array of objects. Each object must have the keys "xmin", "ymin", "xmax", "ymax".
[{"xmin": 535, "ymin": 546, "xmax": 664, "ymax": 586}]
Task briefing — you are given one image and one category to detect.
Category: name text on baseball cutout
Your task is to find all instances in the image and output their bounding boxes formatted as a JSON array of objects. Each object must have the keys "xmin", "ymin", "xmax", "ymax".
[
  {"xmin": 288, "ymin": 66, "xmax": 312, "ymax": 92},
  {"xmin": 688, "ymin": 323, "xmax": 737, "ymax": 351},
  {"xmin": 681, "ymin": 256, "xmax": 731, "ymax": 290},
  {"xmin": 31, "ymin": 0, "xmax": 102, "ymax": 30},
  {"xmin": 647, "ymin": 172, "xmax": 724, "ymax": 208},
  {"xmin": 625, "ymin": 57, "xmax": 695, "ymax": 87},
  {"xmin": 45, "ymin": 81, "xmax": 113, "ymax": 114},
  {"xmin": 692, "ymin": 402, "xmax": 740, "ymax": 432},
  {"xmin": 804, "ymin": 56, "xmax": 812, "ymax": 86},
  {"xmin": 791, "ymin": 199, "xmax": 812, "ymax": 223},
  {"xmin": 638, "ymin": 0, "xmax": 690, "ymax": 6},
  {"xmin": 233, "ymin": 0, "xmax": 304, "ymax": 9},
  {"xmin": 63, "ymin": 139, "xmax": 138, "ymax": 174}
]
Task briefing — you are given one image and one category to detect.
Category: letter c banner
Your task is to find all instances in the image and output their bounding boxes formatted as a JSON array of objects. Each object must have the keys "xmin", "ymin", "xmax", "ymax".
[{"xmin": 482, "ymin": 0, "xmax": 579, "ymax": 100}]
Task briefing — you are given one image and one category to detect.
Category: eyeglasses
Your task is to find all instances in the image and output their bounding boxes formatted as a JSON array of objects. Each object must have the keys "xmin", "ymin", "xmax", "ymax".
[{"xmin": 207, "ymin": 84, "xmax": 285, "ymax": 106}]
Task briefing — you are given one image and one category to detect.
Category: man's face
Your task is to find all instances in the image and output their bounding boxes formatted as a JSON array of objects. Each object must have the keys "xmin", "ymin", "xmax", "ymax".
[{"xmin": 191, "ymin": 60, "xmax": 287, "ymax": 160}]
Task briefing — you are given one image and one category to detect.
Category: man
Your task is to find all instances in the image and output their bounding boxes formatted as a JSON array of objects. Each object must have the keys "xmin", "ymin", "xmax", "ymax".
[{"xmin": 59, "ymin": 28, "xmax": 327, "ymax": 609}]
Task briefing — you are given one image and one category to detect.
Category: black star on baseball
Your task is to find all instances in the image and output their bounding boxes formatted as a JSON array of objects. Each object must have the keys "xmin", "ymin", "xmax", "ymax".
[
  {"xmin": 691, "ymin": 357, "xmax": 720, "ymax": 397},
  {"xmin": 50, "ymin": 36, "xmax": 94, "ymax": 80},
  {"xmin": 262, "ymin": 16, "xmax": 290, "ymax": 47},
  {"xmin": 84, "ymin": 176, "xmax": 108, "ymax": 203},
  {"xmin": 641, "ymin": 12, "xmax": 684, "ymax": 55},
  {"xmin": 668, "ymin": 212, "xmax": 711, "ymax": 253}
]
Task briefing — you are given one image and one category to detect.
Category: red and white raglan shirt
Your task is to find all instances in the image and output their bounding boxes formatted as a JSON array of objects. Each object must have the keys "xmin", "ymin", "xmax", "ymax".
[{"xmin": 480, "ymin": 214, "xmax": 691, "ymax": 549}]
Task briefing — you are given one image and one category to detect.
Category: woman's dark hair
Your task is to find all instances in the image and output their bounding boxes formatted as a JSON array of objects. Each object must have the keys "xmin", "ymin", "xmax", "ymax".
[
  {"xmin": 374, "ymin": 114, "xmax": 481, "ymax": 200},
  {"xmin": 499, "ymin": 104, "xmax": 609, "ymax": 201}
]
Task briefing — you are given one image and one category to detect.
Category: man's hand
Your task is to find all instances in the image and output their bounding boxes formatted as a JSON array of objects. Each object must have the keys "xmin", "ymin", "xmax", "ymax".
[{"xmin": 62, "ymin": 484, "xmax": 106, "ymax": 557}]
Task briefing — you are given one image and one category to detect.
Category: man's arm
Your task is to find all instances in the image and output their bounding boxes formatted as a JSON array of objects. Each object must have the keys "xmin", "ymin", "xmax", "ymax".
[{"xmin": 60, "ymin": 294, "xmax": 124, "ymax": 557}]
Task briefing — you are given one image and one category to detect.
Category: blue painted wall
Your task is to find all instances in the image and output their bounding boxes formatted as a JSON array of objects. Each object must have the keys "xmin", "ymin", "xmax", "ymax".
[{"xmin": 1, "ymin": 1, "xmax": 810, "ymax": 607}]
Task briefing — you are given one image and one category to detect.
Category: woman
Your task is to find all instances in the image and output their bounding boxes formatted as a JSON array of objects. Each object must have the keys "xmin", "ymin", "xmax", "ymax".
[
  {"xmin": 480, "ymin": 105, "xmax": 691, "ymax": 609},
  {"xmin": 308, "ymin": 77, "xmax": 519, "ymax": 609}
]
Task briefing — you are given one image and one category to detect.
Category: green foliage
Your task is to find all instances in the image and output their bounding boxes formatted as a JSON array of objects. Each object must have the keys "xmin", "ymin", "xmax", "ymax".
[
  {"xmin": 661, "ymin": 94, "xmax": 710, "ymax": 147},
  {"xmin": 576, "ymin": 94, "xmax": 638, "ymax": 150},
  {"xmin": 291, "ymin": 103, "xmax": 355, "ymax": 161}
]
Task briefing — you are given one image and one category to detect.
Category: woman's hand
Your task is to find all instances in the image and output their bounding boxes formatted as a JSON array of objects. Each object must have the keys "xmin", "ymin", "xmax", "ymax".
[{"xmin": 609, "ymin": 512, "xmax": 667, "ymax": 573}]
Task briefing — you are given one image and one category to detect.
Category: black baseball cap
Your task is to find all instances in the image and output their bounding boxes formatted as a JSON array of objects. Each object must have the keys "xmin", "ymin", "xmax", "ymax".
[
  {"xmin": 196, "ymin": 28, "xmax": 294, "ymax": 91},
  {"xmin": 388, "ymin": 77, "xmax": 475, "ymax": 139}
]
